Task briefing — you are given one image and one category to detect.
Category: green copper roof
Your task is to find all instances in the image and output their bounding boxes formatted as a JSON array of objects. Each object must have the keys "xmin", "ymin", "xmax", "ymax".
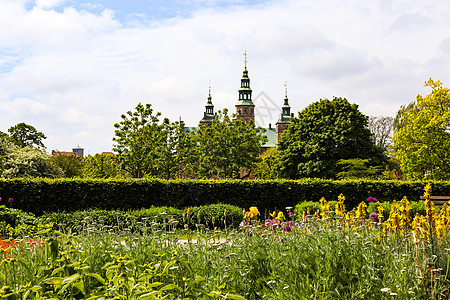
[
  {"xmin": 235, "ymin": 100, "xmax": 255, "ymax": 106},
  {"xmin": 262, "ymin": 128, "xmax": 276, "ymax": 148}
]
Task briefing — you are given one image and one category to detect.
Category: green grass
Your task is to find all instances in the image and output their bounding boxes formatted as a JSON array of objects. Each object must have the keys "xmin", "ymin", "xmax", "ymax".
[{"xmin": 1, "ymin": 212, "xmax": 450, "ymax": 299}]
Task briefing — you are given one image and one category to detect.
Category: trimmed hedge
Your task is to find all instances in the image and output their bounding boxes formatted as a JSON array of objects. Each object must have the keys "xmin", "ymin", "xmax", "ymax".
[{"xmin": 0, "ymin": 178, "xmax": 449, "ymax": 215}]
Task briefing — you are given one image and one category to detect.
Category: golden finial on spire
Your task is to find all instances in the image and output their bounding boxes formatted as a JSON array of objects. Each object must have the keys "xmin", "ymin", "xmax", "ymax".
[
  {"xmin": 243, "ymin": 50, "xmax": 247, "ymax": 68},
  {"xmin": 284, "ymin": 81, "xmax": 288, "ymax": 97},
  {"xmin": 209, "ymin": 79, "xmax": 211, "ymax": 95}
]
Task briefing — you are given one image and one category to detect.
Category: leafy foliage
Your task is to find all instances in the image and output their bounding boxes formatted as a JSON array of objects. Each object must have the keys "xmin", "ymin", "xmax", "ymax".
[
  {"xmin": 1, "ymin": 146, "xmax": 63, "ymax": 178},
  {"xmin": 254, "ymin": 147, "xmax": 278, "ymax": 179},
  {"xmin": 185, "ymin": 109, "xmax": 268, "ymax": 179},
  {"xmin": 182, "ymin": 203, "xmax": 243, "ymax": 229},
  {"xmin": 113, "ymin": 103, "xmax": 185, "ymax": 179},
  {"xmin": 0, "ymin": 205, "xmax": 41, "ymax": 237},
  {"xmin": 336, "ymin": 158, "xmax": 383, "ymax": 179},
  {"xmin": 393, "ymin": 79, "xmax": 450, "ymax": 179},
  {"xmin": 50, "ymin": 154, "xmax": 84, "ymax": 178},
  {"xmin": 83, "ymin": 153, "xmax": 120, "ymax": 178},
  {"xmin": 1, "ymin": 178, "xmax": 449, "ymax": 215},
  {"xmin": 7, "ymin": 122, "xmax": 47, "ymax": 150},
  {"xmin": 276, "ymin": 97, "xmax": 387, "ymax": 179}
]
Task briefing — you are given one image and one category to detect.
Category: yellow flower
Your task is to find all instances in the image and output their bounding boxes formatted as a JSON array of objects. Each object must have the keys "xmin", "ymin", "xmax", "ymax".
[
  {"xmin": 276, "ymin": 211, "xmax": 284, "ymax": 220},
  {"xmin": 249, "ymin": 207, "xmax": 260, "ymax": 219},
  {"xmin": 269, "ymin": 211, "xmax": 276, "ymax": 218},
  {"xmin": 335, "ymin": 194, "xmax": 346, "ymax": 217}
]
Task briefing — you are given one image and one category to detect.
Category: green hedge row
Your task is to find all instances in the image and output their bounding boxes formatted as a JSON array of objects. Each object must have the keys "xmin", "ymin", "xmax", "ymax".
[{"xmin": 0, "ymin": 178, "xmax": 449, "ymax": 215}]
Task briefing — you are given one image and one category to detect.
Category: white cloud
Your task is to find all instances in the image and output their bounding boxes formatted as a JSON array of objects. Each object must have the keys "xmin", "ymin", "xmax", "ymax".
[
  {"xmin": 0, "ymin": 0, "xmax": 450, "ymax": 153},
  {"xmin": 35, "ymin": 0, "xmax": 64, "ymax": 9}
]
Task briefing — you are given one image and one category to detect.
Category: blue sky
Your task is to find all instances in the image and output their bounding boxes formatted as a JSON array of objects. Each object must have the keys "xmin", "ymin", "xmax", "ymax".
[
  {"xmin": 1, "ymin": 0, "xmax": 450, "ymax": 154},
  {"xmin": 30, "ymin": 0, "xmax": 271, "ymax": 23}
]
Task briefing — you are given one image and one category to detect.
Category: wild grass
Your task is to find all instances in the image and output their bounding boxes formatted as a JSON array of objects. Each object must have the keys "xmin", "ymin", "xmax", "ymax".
[{"xmin": 1, "ymin": 209, "xmax": 449, "ymax": 299}]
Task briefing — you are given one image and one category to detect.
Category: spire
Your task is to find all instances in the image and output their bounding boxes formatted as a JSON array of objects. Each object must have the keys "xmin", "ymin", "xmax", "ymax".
[
  {"xmin": 275, "ymin": 81, "xmax": 292, "ymax": 145},
  {"xmin": 284, "ymin": 81, "xmax": 288, "ymax": 99},
  {"xmin": 235, "ymin": 51, "xmax": 255, "ymax": 122},
  {"xmin": 200, "ymin": 80, "xmax": 215, "ymax": 125},
  {"xmin": 244, "ymin": 50, "xmax": 247, "ymax": 69},
  {"xmin": 236, "ymin": 51, "xmax": 254, "ymax": 106},
  {"xmin": 277, "ymin": 81, "xmax": 291, "ymax": 124},
  {"xmin": 207, "ymin": 80, "xmax": 212, "ymax": 104}
]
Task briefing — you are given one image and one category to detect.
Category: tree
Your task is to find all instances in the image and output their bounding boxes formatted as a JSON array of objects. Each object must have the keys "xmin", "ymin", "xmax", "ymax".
[
  {"xmin": 8, "ymin": 123, "xmax": 47, "ymax": 150},
  {"xmin": 186, "ymin": 109, "xmax": 268, "ymax": 179},
  {"xmin": 112, "ymin": 103, "xmax": 185, "ymax": 179},
  {"xmin": 368, "ymin": 116, "xmax": 394, "ymax": 152},
  {"xmin": 336, "ymin": 158, "xmax": 383, "ymax": 179},
  {"xmin": 393, "ymin": 79, "xmax": 450, "ymax": 179},
  {"xmin": 83, "ymin": 153, "xmax": 120, "ymax": 178},
  {"xmin": 254, "ymin": 147, "xmax": 278, "ymax": 179},
  {"xmin": 50, "ymin": 154, "xmax": 84, "ymax": 178},
  {"xmin": 1, "ymin": 145, "xmax": 63, "ymax": 178},
  {"xmin": 276, "ymin": 97, "xmax": 386, "ymax": 179}
]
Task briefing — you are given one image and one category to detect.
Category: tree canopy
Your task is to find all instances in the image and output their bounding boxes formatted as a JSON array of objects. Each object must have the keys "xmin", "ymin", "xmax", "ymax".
[
  {"xmin": 276, "ymin": 97, "xmax": 386, "ymax": 179},
  {"xmin": 8, "ymin": 122, "xmax": 47, "ymax": 150},
  {"xmin": 50, "ymin": 154, "xmax": 84, "ymax": 178},
  {"xmin": 0, "ymin": 141, "xmax": 63, "ymax": 178},
  {"xmin": 83, "ymin": 153, "xmax": 120, "ymax": 178},
  {"xmin": 186, "ymin": 109, "xmax": 268, "ymax": 179},
  {"xmin": 393, "ymin": 79, "xmax": 450, "ymax": 179},
  {"xmin": 112, "ymin": 103, "xmax": 185, "ymax": 179}
]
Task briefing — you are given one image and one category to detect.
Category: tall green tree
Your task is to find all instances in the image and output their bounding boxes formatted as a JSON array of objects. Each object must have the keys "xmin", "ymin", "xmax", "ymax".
[
  {"xmin": 276, "ymin": 97, "xmax": 386, "ymax": 179},
  {"xmin": 187, "ymin": 109, "xmax": 268, "ymax": 179},
  {"xmin": 112, "ymin": 103, "xmax": 185, "ymax": 179},
  {"xmin": 155, "ymin": 118, "xmax": 186, "ymax": 179},
  {"xmin": 50, "ymin": 154, "xmax": 84, "ymax": 178},
  {"xmin": 393, "ymin": 79, "xmax": 450, "ymax": 179},
  {"xmin": 83, "ymin": 153, "xmax": 121, "ymax": 178},
  {"xmin": 8, "ymin": 122, "xmax": 47, "ymax": 150},
  {"xmin": 254, "ymin": 147, "xmax": 278, "ymax": 179}
]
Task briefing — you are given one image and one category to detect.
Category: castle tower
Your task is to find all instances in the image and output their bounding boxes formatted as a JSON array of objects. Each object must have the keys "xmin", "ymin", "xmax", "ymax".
[
  {"xmin": 199, "ymin": 82, "xmax": 215, "ymax": 126},
  {"xmin": 235, "ymin": 51, "xmax": 255, "ymax": 122},
  {"xmin": 72, "ymin": 146, "xmax": 84, "ymax": 158},
  {"xmin": 275, "ymin": 82, "xmax": 291, "ymax": 144}
]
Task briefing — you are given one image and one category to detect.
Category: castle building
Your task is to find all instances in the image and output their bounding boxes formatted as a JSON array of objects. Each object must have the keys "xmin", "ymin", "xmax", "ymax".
[
  {"xmin": 235, "ymin": 55, "xmax": 255, "ymax": 123},
  {"xmin": 199, "ymin": 82, "xmax": 215, "ymax": 126},
  {"xmin": 198, "ymin": 53, "xmax": 291, "ymax": 149},
  {"xmin": 52, "ymin": 146, "xmax": 84, "ymax": 158},
  {"xmin": 275, "ymin": 83, "xmax": 292, "ymax": 144}
]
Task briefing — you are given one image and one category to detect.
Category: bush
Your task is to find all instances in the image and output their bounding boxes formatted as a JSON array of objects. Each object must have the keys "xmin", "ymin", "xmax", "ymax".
[
  {"xmin": 182, "ymin": 203, "xmax": 243, "ymax": 230},
  {"xmin": 40, "ymin": 207, "xmax": 183, "ymax": 234},
  {"xmin": 39, "ymin": 204, "xmax": 244, "ymax": 233},
  {"xmin": 367, "ymin": 200, "xmax": 429, "ymax": 220},
  {"xmin": 293, "ymin": 200, "xmax": 338, "ymax": 219},
  {"xmin": 0, "ymin": 205, "xmax": 40, "ymax": 237}
]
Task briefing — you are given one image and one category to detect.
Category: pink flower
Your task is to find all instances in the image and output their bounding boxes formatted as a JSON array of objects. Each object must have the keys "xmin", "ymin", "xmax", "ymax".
[
  {"xmin": 367, "ymin": 197, "xmax": 378, "ymax": 203},
  {"xmin": 369, "ymin": 212, "xmax": 379, "ymax": 222}
]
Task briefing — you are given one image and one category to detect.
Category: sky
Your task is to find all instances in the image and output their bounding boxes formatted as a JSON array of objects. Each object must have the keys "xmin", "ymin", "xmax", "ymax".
[{"xmin": 1, "ymin": 0, "xmax": 450, "ymax": 155}]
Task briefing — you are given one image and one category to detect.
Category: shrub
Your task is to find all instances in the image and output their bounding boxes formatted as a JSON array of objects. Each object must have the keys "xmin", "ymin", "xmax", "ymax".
[
  {"xmin": 2, "ymin": 178, "xmax": 449, "ymax": 215},
  {"xmin": 367, "ymin": 200, "xmax": 429, "ymax": 220},
  {"xmin": 294, "ymin": 200, "xmax": 338, "ymax": 219},
  {"xmin": 181, "ymin": 203, "xmax": 243, "ymax": 230},
  {"xmin": 40, "ymin": 207, "xmax": 183, "ymax": 234},
  {"xmin": 0, "ymin": 205, "xmax": 40, "ymax": 237}
]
